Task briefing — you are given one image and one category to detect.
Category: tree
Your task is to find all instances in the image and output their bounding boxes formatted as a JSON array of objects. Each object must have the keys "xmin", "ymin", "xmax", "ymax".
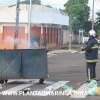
[
  {"xmin": 84, "ymin": 21, "xmax": 92, "ymax": 35},
  {"xmin": 64, "ymin": 0, "xmax": 90, "ymax": 34},
  {"xmin": 95, "ymin": 12, "xmax": 100, "ymax": 35},
  {"xmin": 20, "ymin": 0, "xmax": 41, "ymax": 5}
]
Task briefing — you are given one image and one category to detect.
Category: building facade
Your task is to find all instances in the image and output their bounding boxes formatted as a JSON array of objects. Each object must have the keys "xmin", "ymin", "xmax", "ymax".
[{"xmin": 0, "ymin": 4, "xmax": 69, "ymax": 49}]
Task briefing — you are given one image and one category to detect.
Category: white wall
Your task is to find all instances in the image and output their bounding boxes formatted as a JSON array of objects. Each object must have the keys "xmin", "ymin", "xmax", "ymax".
[{"xmin": 62, "ymin": 30, "xmax": 69, "ymax": 45}]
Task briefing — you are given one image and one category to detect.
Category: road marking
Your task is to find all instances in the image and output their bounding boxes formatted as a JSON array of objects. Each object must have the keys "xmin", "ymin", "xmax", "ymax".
[
  {"xmin": 8, "ymin": 79, "xmax": 38, "ymax": 83},
  {"xmin": 44, "ymin": 81, "xmax": 69, "ymax": 91},
  {"xmin": 37, "ymin": 81, "xmax": 69, "ymax": 96},
  {"xmin": 1, "ymin": 84, "xmax": 33, "ymax": 93},
  {"xmin": 8, "ymin": 79, "xmax": 54, "ymax": 85},
  {"xmin": 44, "ymin": 81, "xmax": 55, "ymax": 85},
  {"xmin": 0, "ymin": 80, "xmax": 69, "ymax": 96}
]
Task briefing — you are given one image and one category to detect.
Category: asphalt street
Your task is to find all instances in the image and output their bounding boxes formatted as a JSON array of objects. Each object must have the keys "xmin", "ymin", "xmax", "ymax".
[{"xmin": 0, "ymin": 51, "xmax": 100, "ymax": 100}]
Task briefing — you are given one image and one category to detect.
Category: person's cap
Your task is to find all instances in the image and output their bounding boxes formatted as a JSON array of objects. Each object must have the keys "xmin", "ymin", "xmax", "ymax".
[{"xmin": 89, "ymin": 29, "xmax": 96, "ymax": 37}]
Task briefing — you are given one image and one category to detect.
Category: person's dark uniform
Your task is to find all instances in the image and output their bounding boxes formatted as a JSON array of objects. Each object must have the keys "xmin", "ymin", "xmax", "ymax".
[{"xmin": 82, "ymin": 30, "xmax": 99, "ymax": 81}]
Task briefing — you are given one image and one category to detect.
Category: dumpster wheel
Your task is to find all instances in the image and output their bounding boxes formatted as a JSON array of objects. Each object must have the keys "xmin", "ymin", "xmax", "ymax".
[
  {"xmin": 5, "ymin": 80, "xmax": 8, "ymax": 84},
  {"xmin": 0, "ymin": 80, "xmax": 4, "ymax": 84},
  {"xmin": 39, "ymin": 78, "xmax": 44, "ymax": 84}
]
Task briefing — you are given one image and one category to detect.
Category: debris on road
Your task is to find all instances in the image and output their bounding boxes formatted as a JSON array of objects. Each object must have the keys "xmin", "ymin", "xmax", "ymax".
[{"xmin": 63, "ymin": 80, "xmax": 100, "ymax": 98}]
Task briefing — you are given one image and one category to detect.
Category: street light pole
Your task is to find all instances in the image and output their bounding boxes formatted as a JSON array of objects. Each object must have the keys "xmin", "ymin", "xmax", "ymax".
[{"xmin": 92, "ymin": 0, "xmax": 94, "ymax": 30}]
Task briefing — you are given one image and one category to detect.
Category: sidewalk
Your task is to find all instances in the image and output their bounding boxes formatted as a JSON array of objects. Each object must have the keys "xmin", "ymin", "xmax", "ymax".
[{"xmin": 47, "ymin": 49, "xmax": 78, "ymax": 56}]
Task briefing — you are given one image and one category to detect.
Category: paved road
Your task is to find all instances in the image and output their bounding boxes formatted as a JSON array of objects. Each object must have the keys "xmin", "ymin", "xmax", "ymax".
[
  {"xmin": 48, "ymin": 52, "xmax": 100, "ymax": 83},
  {"xmin": 0, "ymin": 51, "xmax": 100, "ymax": 100}
]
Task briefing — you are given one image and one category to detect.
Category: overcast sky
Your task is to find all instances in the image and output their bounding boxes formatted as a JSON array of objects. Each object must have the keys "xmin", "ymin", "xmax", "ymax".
[
  {"xmin": 0, "ymin": 0, "xmax": 100, "ymax": 15},
  {"xmin": 0, "ymin": 0, "xmax": 100, "ymax": 11}
]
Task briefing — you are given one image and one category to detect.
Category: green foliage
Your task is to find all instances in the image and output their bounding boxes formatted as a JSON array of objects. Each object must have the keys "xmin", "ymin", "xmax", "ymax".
[
  {"xmin": 64, "ymin": 0, "xmax": 90, "ymax": 33},
  {"xmin": 84, "ymin": 21, "xmax": 92, "ymax": 34},
  {"xmin": 95, "ymin": 12, "xmax": 100, "ymax": 35}
]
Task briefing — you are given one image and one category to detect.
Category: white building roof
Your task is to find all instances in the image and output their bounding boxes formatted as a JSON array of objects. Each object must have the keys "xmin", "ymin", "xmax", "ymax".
[{"xmin": 0, "ymin": 4, "xmax": 69, "ymax": 26}]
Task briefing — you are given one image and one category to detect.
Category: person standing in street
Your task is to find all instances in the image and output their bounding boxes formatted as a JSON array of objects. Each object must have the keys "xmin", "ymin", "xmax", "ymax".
[{"xmin": 82, "ymin": 29, "xmax": 99, "ymax": 81}]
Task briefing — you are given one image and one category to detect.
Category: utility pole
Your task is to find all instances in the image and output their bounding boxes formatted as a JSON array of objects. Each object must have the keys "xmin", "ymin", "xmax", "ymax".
[
  {"xmin": 14, "ymin": 0, "xmax": 20, "ymax": 49},
  {"xmin": 68, "ymin": 15, "xmax": 72, "ymax": 51},
  {"xmin": 28, "ymin": 0, "xmax": 32, "ymax": 48},
  {"xmin": 92, "ymin": 0, "xmax": 94, "ymax": 30}
]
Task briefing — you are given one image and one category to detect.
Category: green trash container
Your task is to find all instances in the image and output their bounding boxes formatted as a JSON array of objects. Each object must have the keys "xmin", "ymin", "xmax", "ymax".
[
  {"xmin": 22, "ymin": 49, "xmax": 48, "ymax": 79},
  {"xmin": 0, "ymin": 49, "xmax": 48, "ymax": 84},
  {"xmin": 0, "ymin": 50, "xmax": 21, "ymax": 80}
]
